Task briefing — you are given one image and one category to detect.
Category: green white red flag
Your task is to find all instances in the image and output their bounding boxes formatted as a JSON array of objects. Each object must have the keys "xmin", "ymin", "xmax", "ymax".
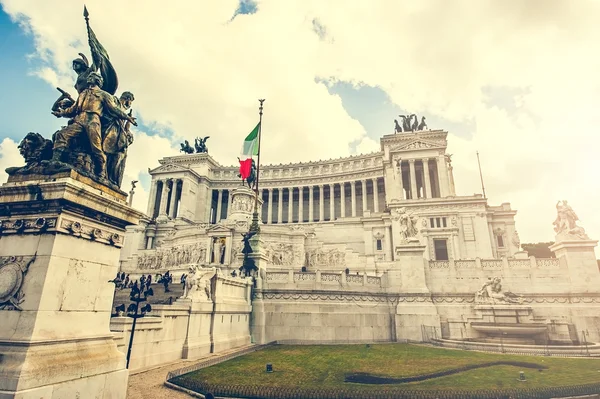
[{"xmin": 238, "ymin": 122, "xmax": 260, "ymax": 179}]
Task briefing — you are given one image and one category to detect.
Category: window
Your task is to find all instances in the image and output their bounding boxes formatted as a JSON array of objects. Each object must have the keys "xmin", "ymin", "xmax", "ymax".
[
  {"xmin": 434, "ymin": 239, "xmax": 449, "ymax": 261},
  {"xmin": 497, "ymin": 235, "xmax": 504, "ymax": 248},
  {"xmin": 436, "ymin": 218, "xmax": 441, "ymax": 228},
  {"xmin": 442, "ymin": 217, "xmax": 447, "ymax": 228},
  {"xmin": 430, "ymin": 218, "xmax": 435, "ymax": 228},
  {"xmin": 376, "ymin": 239, "xmax": 383, "ymax": 251}
]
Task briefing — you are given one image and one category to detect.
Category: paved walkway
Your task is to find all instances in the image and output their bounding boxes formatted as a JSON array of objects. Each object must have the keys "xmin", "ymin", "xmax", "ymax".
[{"xmin": 127, "ymin": 344, "xmax": 255, "ymax": 399}]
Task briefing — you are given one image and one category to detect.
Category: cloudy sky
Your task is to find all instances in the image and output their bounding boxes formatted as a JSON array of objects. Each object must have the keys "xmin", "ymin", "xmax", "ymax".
[{"xmin": 0, "ymin": 0, "xmax": 598, "ymax": 253}]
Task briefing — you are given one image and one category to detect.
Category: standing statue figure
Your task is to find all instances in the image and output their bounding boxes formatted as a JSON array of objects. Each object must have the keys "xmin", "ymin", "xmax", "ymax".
[
  {"xmin": 51, "ymin": 72, "xmax": 137, "ymax": 180},
  {"xmin": 394, "ymin": 119, "xmax": 402, "ymax": 134},
  {"xmin": 393, "ymin": 207, "xmax": 419, "ymax": 242},
  {"xmin": 553, "ymin": 200, "xmax": 588, "ymax": 239},
  {"xmin": 417, "ymin": 116, "xmax": 427, "ymax": 130},
  {"xmin": 55, "ymin": 6, "xmax": 118, "ymax": 108},
  {"xmin": 194, "ymin": 136, "xmax": 210, "ymax": 153},
  {"xmin": 239, "ymin": 230, "xmax": 258, "ymax": 277},
  {"xmin": 102, "ymin": 91, "xmax": 135, "ymax": 186},
  {"xmin": 180, "ymin": 140, "xmax": 194, "ymax": 154}
]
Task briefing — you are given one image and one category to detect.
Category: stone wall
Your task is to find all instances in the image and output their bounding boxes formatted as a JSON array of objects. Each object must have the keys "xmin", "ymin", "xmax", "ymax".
[{"xmin": 110, "ymin": 274, "xmax": 252, "ymax": 371}]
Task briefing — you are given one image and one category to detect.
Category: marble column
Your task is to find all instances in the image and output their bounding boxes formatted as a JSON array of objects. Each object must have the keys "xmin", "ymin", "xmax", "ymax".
[
  {"xmin": 267, "ymin": 188, "xmax": 273, "ymax": 224},
  {"xmin": 340, "ymin": 182, "xmax": 346, "ymax": 218},
  {"xmin": 329, "ymin": 183, "xmax": 335, "ymax": 220},
  {"xmin": 361, "ymin": 179, "xmax": 368, "ymax": 214},
  {"xmin": 215, "ymin": 189, "xmax": 223, "ymax": 222},
  {"xmin": 408, "ymin": 159, "xmax": 418, "ymax": 199},
  {"xmin": 204, "ymin": 187, "xmax": 212, "ymax": 223},
  {"xmin": 318, "ymin": 185, "xmax": 324, "ymax": 222},
  {"xmin": 351, "ymin": 181, "xmax": 357, "ymax": 217},
  {"xmin": 158, "ymin": 179, "xmax": 170, "ymax": 216},
  {"xmin": 169, "ymin": 180, "xmax": 179, "ymax": 219},
  {"xmin": 226, "ymin": 188, "xmax": 233, "ymax": 217},
  {"xmin": 287, "ymin": 187, "xmax": 293, "ymax": 223},
  {"xmin": 437, "ymin": 155, "xmax": 449, "ymax": 197},
  {"xmin": 397, "ymin": 159, "xmax": 404, "ymax": 200},
  {"xmin": 423, "ymin": 158, "xmax": 432, "ymax": 199},
  {"xmin": 298, "ymin": 186, "xmax": 304, "ymax": 222},
  {"xmin": 373, "ymin": 178, "xmax": 379, "ymax": 212},
  {"xmin": 309, "ymin": 186, "xmax": 314, "ymax": 222},
  {"xmin": 146, "ymin": 180, "xmax": 158, "ymax": 216},
  {"xmin": 277, "ymin": 188, "xmax": 283, "ymax": 223}
]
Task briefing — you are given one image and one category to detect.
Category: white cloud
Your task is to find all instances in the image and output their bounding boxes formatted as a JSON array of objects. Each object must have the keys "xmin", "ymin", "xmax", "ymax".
[
  {"xmin": 1, "ymin": 0, "xmax": 599, "ymax": 255},
  {"xmin": 0, "ymin": 138, "xmax": 23, "ymax": 184}
]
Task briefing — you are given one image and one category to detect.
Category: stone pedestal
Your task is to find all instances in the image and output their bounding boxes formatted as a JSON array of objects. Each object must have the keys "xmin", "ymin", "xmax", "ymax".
[
  {"xmin": 248, "ymin": 233, "xmax": 269, "ymax": 344},
  {"xmin": 549, "ymin": 239, "xmax": 600, "ymax": 292},
  {"xmin": 0, "ymin": 171, "xmax": 143, "ymax": 399},
  {"xmin": 227, "ymin": 186, "xmax": 263, "ymax": 224},
  {"xmin": 391, "ymin": 242, "xmax": 440, "ymax": 341}
]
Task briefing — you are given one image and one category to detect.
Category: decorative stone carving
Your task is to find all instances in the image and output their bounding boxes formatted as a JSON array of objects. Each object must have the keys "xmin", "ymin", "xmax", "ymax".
[
  {"xmin": 475, "ymin": 277, "xmax": 523, "ymax": 304},
  {"xmin": 553, "ymin": 200, "xmax": 589, "ymax": 240},
  {"xmin": 264, "ymin": 242, "xmax": 303, "ymax": 267},
  {"xmin": 232, "ymin": 194, "xmax": 254, "ymax": 213},
  {"xmin": 512, "ymin": 230, "xmax": 521, "ymax": 249},
  {"xmin": 137, "ymin": 242, "xmax": 207, "ymax": 270},
  {"xmin": 391, "ymin": 207, "xmax": 419, "ymax": 243},
  {"xmin": 0, "ymin": 256, "xmax": 36, "ymax": 311},
  {"xmin": 182, "ymin": 265, "xmax": 215, "ymax": 301},
  {"xmin": 305, "ymin": 248, "xmax": 345, "ymax": 267},
  {"xmin": 0, "ymin": 217, "xmax": 57, "ymax": 234},
  {"xmin": 60, "ymin": 218, "xmax": 123, "ymax": 246}
]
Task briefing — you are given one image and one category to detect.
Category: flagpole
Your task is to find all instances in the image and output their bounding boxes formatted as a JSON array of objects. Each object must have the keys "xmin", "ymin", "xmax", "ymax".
[{"xmin": 250, "ymin": 99, "xmax": 265, "ymax": 232}]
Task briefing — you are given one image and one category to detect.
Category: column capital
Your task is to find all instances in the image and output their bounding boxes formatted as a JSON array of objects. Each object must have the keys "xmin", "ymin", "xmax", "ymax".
[
  {"xmin": 268, "ymin": 187, "xmax": 273, "ymax": 192},
  {"xmin": 421, "ymin": 157, "xmax": 430, "ymax": 162},
  {"xmin": 408, "ymin": 159, "xmax": 416, "ymax": 164}
]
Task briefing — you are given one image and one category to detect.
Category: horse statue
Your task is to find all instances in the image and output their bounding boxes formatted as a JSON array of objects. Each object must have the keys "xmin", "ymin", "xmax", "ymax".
[{"xmin": 180, "ymin": 140, "xmax": 194, "ymax": 154}]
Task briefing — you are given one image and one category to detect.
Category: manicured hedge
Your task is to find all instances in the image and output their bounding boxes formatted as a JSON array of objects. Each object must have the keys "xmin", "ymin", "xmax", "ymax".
[{"xmin": 169, "ymin": 376, "xmax": 600, "ymax": 399}]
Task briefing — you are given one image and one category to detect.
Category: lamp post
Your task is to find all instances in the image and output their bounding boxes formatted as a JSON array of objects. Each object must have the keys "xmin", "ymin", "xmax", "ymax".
[{"xmin": 116, "ymin": 284, "xmax": 154, "ymax": 368}]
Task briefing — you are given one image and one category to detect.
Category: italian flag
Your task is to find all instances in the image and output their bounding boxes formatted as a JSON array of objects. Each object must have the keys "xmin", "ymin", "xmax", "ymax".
[{"xmin": 239, "ymin": 122, "xmax": 260, "ymax": 179}]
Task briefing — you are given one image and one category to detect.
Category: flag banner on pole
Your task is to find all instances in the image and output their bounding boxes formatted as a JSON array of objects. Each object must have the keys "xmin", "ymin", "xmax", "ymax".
[{"xmin": 239, "ymin": 122, "xmax": 260, "ymax": 179}]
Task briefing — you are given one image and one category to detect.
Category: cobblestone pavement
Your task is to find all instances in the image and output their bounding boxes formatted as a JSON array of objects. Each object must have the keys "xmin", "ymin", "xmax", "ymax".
[{"xmin": 127, "ymin": 345, "xmax": 255, "ymax": 399}]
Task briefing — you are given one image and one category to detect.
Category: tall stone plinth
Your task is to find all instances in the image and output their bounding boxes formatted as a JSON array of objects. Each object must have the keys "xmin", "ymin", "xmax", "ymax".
[
  {"xmin": 227, "ymin": 186, "xmax": 263, "ymax": 223},
  {"xmin": 248, "ymin": 233, "xmax": 269, "ymax": 344},
  {"xmin": 0, "ymin": 172, "xmax": 143, "ymax": 399},
  {"xmin": 549, "ymin": 239, "xmax": 600, "ymax": 292},
  {"xmin": 392, "ymin": 242, "xmax": 440, "ymax": 342}
]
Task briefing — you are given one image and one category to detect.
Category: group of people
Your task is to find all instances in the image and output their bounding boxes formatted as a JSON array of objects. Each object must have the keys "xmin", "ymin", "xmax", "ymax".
[{"xmin": 112, "ymin": 271, "xmax": 173, "ymax": 293}]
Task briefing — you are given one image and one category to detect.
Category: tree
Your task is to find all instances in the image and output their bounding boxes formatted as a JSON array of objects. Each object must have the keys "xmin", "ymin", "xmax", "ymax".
[{"xmin": 521, "ymin": 242, "xmax": 555, "ymax": 258}]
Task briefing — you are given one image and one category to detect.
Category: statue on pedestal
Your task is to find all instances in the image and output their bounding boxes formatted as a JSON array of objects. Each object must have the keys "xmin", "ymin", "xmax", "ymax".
[
  {"xmin": 6, "ymin": 6, "xmax": 137, "ymax": 191},
  {"xmin": 553, "ymin": 200, "xmax": 589, "ymax": 240},
  {"xmin": 239, "ymin": 230, "xmax": 257, "ymax": 277},
  {"xmin": 392, "ymin": 207, "xmax": 419, "ymax": 243},
  {"xmin": 51, "ymin": 73, "xmax": 136, "ymax": 180},
  {"xmin": 237, "ymin": 158, "xmax": 256, "ymax": 189}
]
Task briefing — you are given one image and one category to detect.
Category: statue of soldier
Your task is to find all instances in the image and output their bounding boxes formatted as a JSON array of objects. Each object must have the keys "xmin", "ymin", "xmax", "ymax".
[
  {"xmin": 102, "ymin": 91, "xmax": 135, "ymax": 186},
  {"xmin": 52, "ymin": 72, "xmax": 137, "ymax": 180}
]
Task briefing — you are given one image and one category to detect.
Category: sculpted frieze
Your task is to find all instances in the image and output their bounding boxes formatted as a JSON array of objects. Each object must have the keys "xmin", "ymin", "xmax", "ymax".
[
  {"xmin": 137, "ymin": 241, "xmax": 207, "ymax": 270},
  {"xmin": 305, "ymin": 247, "xmax": 346, "ymax": 267},
  {"xmin": 264, "ymin": 242, "xmax": 304, "ymax": 267}
]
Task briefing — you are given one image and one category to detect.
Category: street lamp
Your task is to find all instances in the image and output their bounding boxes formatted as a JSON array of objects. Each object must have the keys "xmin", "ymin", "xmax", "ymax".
[{"xmin": 116, "ymin": 284, "xmax": 154, "ymax": 368}]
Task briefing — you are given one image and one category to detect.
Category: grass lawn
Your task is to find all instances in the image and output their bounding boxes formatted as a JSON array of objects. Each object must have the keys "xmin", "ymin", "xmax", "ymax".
[{"xmin": 172, "ymin": 344, "xmax": 600, "ymax": 397}]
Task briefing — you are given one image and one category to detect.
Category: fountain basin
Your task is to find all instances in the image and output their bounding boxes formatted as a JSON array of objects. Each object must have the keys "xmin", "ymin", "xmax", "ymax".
[{"xmin": 471, "ymin": 322, "xmax": 547, "ymax": 336}]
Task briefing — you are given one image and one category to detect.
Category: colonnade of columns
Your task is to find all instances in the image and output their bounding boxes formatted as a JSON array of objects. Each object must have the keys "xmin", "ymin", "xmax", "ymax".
[
  {"xmin": 395, "ymin": 156, "xmax": 450, "ymax": 200},
  {"xmin": 149, "ymin": 178, "xmax": 184, "ymax": 219}
]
